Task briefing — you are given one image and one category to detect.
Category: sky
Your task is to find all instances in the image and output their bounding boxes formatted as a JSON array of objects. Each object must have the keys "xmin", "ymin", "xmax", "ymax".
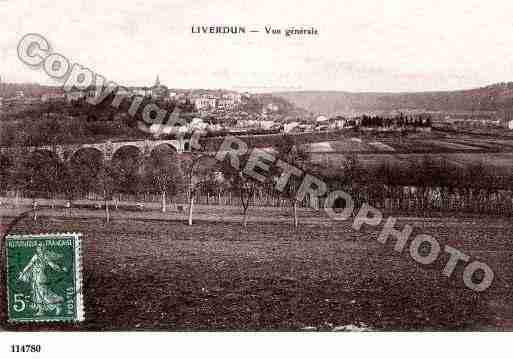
[{"xmin": 2, "ymin": 0, "xmax": 513, "ymax": 92}]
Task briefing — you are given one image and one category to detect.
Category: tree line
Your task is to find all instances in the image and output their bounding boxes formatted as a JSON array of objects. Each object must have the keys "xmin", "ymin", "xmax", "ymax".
[
  {"xmin": 323, "ymin": 154, "xmax": 513, "ymax": 216},
  {"xmin": 1, "ymin": 135, "xmax": 512, "ymax": 227},
  {"xmin": 359, "ymin": 114, "xmax": 432, "ymax": 128}
]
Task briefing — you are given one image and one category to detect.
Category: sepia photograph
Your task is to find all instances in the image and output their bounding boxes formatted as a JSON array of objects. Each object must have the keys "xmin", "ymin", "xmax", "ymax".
[{"xmin": 0, "ymin": 0, "xmax": 513, "ymax": 356}]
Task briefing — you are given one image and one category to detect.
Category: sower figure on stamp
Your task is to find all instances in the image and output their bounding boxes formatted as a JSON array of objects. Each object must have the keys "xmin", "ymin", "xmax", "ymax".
[{"xmin": 17, "ymin": 244, "xmax": 67, "ymax": 316}]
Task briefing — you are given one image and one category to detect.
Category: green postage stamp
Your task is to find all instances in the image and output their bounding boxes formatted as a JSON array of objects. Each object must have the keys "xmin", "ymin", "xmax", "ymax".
[{"xmin": 5, "ymin": 233, "xmax": 84, "ymax": 322}]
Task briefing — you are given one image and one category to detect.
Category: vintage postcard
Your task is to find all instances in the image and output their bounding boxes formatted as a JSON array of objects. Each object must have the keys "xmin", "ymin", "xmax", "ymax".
[{"xmin": 0, "ymin": 0, "xmax": 512, "ymax": 355}]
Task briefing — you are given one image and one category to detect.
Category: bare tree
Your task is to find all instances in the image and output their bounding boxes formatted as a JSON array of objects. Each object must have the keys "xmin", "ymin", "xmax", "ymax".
[
  {"xmin": 26, "ymin": 150, "xmax": 63, "ymax": 209},
  {"xmin": 220, "ymin": 158, "xmax": 258, "ymax": 227},
  {"xmin": 147, "ymin": 148, "xmax": 183, "ymax": 213},
  {"xmin": 0, "ymin": 155, "xmax": 11, "ymax": 195},
  {"xmin": 181, "ymin": 154, "xmax": 217, "ymax": 226},
  {"xmin": 110, "ymin": 149, "xmax": 144, "ymax": 209},
  {"xmin": 97, "ymin": 164, "xmax": 116, "ymax": 223},
  {"xmin": 6, "ymin": 148, "xmax": 29, "ymax": 208},
  {"xmin": 272, "ymin": 135, "xmax": 309, "ymax": 227},
  {"xmin": 61, "ymin": 161, "xmax": 79, "ymax": 217}
]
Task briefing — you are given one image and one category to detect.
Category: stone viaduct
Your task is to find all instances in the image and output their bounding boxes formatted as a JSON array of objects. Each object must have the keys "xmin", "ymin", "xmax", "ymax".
[{"xmin": 0, "ymin": 138, "xmax": 192, "ymax": 164}]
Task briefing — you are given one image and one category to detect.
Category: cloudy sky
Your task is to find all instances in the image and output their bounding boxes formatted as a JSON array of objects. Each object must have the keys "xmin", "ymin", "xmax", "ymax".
[{"xmin": 1, "ymin": 0, "xmax": 513, "ymax": 92}]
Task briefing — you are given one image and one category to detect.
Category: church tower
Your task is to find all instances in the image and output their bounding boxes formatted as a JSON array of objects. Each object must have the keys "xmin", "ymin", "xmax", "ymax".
[{"xmin": 151, "ymin": 75, "xmax": 167, "ymax": 99}]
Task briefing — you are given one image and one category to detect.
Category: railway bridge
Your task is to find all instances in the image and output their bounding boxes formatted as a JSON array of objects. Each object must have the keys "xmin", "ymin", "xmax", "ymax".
[{"xmin": 0, "ymin": 138, "xmax": 192, "ymax": 164}]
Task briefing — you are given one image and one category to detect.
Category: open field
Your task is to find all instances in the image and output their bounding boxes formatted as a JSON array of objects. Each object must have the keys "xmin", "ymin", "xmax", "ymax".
[
  {"xmin": 1, "ymin": 209, "xmax": 512, "ymax": 331},
  {"xmin": 201, "ymin": 128, "xmax": 513, "ymax": 155},
  {"xmin": 311, "ymin": 152, "xmax": 513, "ymax": 175},
  {"xmin": 308, "ymin": 133, "xmax": 513, "ymax": 154},
  {"xmin": 306, "ymin": 131, "xmax": 513, "ymax": 175},
  {"xmin": 279, "ymin": 129, "xmax": 513, "ymax": 175}
]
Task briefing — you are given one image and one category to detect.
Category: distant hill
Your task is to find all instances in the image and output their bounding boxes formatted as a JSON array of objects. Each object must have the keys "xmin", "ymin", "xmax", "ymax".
[{"xmin": 273, "ymin": 82, "xmax": 513, "ymax": 116}]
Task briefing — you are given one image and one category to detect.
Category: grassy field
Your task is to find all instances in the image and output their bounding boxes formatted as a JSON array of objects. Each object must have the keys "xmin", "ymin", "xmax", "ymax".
[
  {"xmin": 311, "ymin": 149, "xmax": 513, "ymax": 174},
  {"xmin": 302, "ymin": 130, "xmax": 513, "ymax": 153},
  {"xmin": 1, "ymin": 211, "xmax": 512, "ymax": 331},
  {"xmin": 302, "ymin": 130, "xmax": 513, "ymax": 174}
]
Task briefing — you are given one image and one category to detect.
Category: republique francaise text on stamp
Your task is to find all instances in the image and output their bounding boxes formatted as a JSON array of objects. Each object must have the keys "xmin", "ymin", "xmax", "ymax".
[{"xmin": 5, "ymin": 233, "xmax": 84, "ymax": 322}]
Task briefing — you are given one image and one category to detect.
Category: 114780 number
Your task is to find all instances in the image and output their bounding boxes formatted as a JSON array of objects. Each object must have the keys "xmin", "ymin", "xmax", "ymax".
[{"xmin": 10, "ymin": 345, "xmax": 41, "ymax": 353}]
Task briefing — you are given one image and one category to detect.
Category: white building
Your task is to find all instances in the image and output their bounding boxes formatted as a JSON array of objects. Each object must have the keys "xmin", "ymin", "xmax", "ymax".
[
  {"xmin": 217, "ymin": 98, "xmax": 236, "ymax": 110},
  {"xmin": 194, "ymin": 96, "xmax": 216, "ymax": 110},
  {"xmin": 508, "ymin": 119, "xmax": 513, "ymax": 130},
  {"xmin": 223, "ymin": 92, "xmax": 242, "ymax": 103},
  {"xmin": 258, "ymin": 120, "xmax": 276, "ymax": 130},
  {"xmin": 265, "ymin": 103, "xmax": 279, "ymax": 113},
  {"xmin": 236, "ymin": 119, "xmax": 258, "ymax": 128},
  {"xmin": 133, "ymin": 87, "xmax": 151, "ymax": 97},
  {"xmin": 41, "ymin": 93, "xmax": 66, "ymax": 102},
  {"xmin": 115, "ymin": 87, "xmax": 133, "ymax": 97},
  {"xmin": 189, "ymin": 118, "xmax": 208, "ymax": 131},
  {"xmin": 316, "ymin": 115, "xmax": 328, "ymax": 123},
  {"xmin": 66, "ymin": 91, "xmax": 85, "ymax": 101},
  {"xmin": 284, "ymin": 122, "xmax": 300, "ymax": 133},
  {"xmin": 328, "ymin": 117, "xmax": 346, "ymax": 129}
]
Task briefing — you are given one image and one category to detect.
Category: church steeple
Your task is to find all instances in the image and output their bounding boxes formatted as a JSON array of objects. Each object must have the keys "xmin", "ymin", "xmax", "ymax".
[{"xmin": 151, "ymin": 75, "xmax": 168, "ymax": 99}]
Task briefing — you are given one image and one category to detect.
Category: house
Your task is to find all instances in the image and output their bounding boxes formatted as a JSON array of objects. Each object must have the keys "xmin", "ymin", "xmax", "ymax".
[
  {"xmin": 223, "ymin": 92, "xmax": 242, "ymax": 103},
  {"xmin": 66, "ymin": 90, "xmax": 85, "ymax": 101},
  {"xmin": 218, "ymin": 98, "xmax": 236, "ymax": 110},
  {"xmin": 264, "ymin": 103, "xmax": 279, "ymax": 113},
  {"xmin": 236, "ymin": 119, "xmax": 258, "ymax": 128},
  {"xmin": 316, "ymin": 115, "xmax": 328, "ymax": 123},
  {"xmin": 297, "ymin": 123, "xmax": 314, "ymax": 132},
  {"xmin": 133, "ymin": 87, "xmax": 151, "ymax": 97},
  {"xmin": 314, "ymin": 124, "xmax": 329, "ymax": 131},
  {"xmin": 508, "ymin": 119, "xmax": 513, "ymax": 130},
  {"xmin": 115, "ymin": 87, "xmax": 132, "ymax": 97},
  {"xmin": 41, "ymin": 93, "xmax": 66, "ymax": 102},
  {"xmin": 194, "ymin": 95, "xmax": 216, "ymax": 110},
  {"xmin": 189, "ymin": 118, "xmax": 208, "ymax": 131},
  {"xmin": 257, "ymin": 120, "xmax": 276, "ymax": 130},
  {"xmin": 284, "ymin": 121, "xmax": 300, "ymax": 133},
  {"xmin": 328, "ymin": 116, "xmax": 346, "ymax": 129}
]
